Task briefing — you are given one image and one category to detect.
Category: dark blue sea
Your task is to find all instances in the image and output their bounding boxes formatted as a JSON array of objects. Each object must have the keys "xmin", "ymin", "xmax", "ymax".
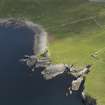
[{"xmin": 0, "ymin": 24, "xmax": 84, "ymax": 105}]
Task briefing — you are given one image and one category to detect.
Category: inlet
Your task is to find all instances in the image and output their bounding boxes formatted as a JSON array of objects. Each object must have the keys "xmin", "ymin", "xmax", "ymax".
[{"xmin": 0, "ymin": 19, "xmax": 95, "ymax": 105}]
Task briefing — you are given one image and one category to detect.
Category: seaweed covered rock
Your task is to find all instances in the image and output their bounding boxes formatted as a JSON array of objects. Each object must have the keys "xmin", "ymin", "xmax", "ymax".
[{"xmin": 82, "ymin": 95, "xmax": 97, "ymax": 105}]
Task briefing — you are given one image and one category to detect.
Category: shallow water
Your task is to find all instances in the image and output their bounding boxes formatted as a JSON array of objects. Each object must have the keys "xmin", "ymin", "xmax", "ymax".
[{"xmin": 0, "ymin": 24, "xmax": 84, "ymax": 105}]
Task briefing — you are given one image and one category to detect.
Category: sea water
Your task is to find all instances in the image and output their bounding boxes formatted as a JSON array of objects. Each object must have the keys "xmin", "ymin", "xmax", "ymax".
[{"xmin": 0, "ymin": 22, "xmax": 84, "ymax": 105}]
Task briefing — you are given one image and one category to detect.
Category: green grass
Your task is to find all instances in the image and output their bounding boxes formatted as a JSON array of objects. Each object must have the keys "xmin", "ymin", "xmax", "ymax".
[
  {"xmin": 49, "ymin": 27, "xmax": 105, "ymax": 105},
  {"xmin": 0, "ymin": 0, "xmax": 105, "ymax": 104}
]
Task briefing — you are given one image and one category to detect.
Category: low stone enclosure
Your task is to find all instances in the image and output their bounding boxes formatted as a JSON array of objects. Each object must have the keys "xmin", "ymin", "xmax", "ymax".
[{"xmin": 0, "ymin": 19, "xmax": 97, "ymax": 105}]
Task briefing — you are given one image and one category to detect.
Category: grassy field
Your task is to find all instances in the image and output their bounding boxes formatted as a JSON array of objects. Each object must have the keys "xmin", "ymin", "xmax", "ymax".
[{"xmin": 0, "ymin": 0, "xmax": 105, "ymax": 104}]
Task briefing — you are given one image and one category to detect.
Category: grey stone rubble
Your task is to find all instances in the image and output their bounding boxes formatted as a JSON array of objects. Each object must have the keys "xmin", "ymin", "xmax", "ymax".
[
  {"xmin": 41, "ymin": 64, "xmax": 67, "ymax": 79},
  {"xmin": 41, "ymin": 64, "xmax": 91, "ymax": 80}
]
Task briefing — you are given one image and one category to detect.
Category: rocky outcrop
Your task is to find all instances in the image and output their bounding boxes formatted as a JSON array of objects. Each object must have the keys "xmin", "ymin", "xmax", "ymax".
[{"xmin": 82, "ymin": 95, "xmax": 97, "ymax": 105}]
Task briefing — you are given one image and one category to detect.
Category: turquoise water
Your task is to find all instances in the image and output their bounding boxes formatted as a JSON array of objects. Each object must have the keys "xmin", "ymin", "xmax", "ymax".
[{"xmin": 0, "ymin": 24, "xmax": 84, "ymax": 105}]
